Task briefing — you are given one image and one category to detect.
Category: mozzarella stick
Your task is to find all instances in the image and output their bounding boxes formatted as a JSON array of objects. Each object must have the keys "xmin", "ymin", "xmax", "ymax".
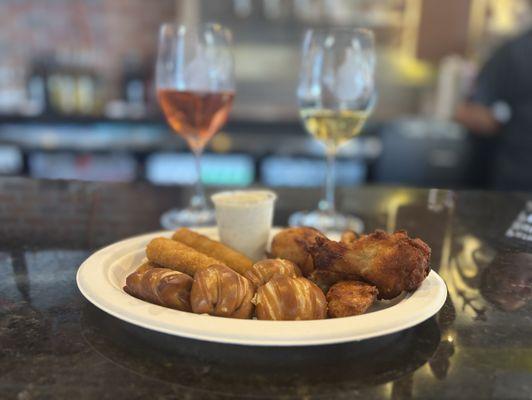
[
  {"xmin": 172, "ymin": 228, "xmax": 253, "ymax": 275},
  {"xmin": 146, "ymin": 237, "xmax": 223, "ymax": 276}
]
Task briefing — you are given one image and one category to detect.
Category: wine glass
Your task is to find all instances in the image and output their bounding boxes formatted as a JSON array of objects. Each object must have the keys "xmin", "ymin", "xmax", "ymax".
[
  {"xmin": 156, "ymin": 23, "xmax": 235, "ymax": 229},
  {"xmin": 289, "ymin": 28, "xmax": 376, "ymax": 233}
]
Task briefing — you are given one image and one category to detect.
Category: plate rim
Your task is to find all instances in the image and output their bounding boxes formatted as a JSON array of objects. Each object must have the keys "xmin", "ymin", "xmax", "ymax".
[{"xmin": 76, "ymin": 227, "xmax": 448, "ymax": 346}]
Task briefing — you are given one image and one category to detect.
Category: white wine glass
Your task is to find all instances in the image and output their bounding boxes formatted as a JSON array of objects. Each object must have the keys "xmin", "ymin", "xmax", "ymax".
[
  {"xmin": 289, "ymin": 28, "xmax": 376, "ymax": 233},
  {"xmin": 156, "ymin": 23, "xmax": 235, "ymax": 229}
]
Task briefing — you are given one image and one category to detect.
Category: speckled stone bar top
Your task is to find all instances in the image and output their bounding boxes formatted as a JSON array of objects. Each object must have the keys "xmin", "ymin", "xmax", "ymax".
[{"xmin": 1, "ymin": 178, "xmax": 531, "ymax": 399}]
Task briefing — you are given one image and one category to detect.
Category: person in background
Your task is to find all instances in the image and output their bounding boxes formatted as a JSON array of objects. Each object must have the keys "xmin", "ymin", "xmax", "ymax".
[{"xmin": 455, "ymin": 27, "xmax": 532, "ymax": 191}]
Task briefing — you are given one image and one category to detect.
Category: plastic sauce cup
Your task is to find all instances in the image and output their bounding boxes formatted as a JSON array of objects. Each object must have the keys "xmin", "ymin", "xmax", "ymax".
[{"xmin": 211, "ymin": 190, "xmax": 277, "ymax": 261}]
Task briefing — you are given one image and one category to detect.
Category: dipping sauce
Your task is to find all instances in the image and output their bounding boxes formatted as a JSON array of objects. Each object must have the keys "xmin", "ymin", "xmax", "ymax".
[{"xmin": 211, "ymin": 190, "xmax": 277, "ymax": 261}]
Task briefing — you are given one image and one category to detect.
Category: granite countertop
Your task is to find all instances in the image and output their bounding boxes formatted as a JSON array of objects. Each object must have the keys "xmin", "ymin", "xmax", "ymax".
[{"xmin": 1, "ymin": 178, "xmax": 532, "ymax": 399}]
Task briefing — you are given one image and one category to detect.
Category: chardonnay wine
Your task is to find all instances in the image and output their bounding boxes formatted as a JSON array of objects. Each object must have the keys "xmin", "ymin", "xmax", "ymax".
[{"xmin": 300, "ymin": 108, "xmax": 369, "ymax": 147}]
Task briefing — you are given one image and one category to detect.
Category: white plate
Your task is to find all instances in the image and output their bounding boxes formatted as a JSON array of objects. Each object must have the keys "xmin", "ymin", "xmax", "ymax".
[{"xmin": 76, "ymin": 227, "xmax": 447, "ymax": 346}]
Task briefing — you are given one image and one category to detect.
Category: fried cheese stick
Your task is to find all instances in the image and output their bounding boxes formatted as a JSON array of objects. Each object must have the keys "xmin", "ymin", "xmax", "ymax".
[
  {"xmin": 172, "ymin": 228, "xmax": 253, "ymax": 275},
  {"xmin": 146, "ymin": 237, "xmax": 223, "ymax": 276}
]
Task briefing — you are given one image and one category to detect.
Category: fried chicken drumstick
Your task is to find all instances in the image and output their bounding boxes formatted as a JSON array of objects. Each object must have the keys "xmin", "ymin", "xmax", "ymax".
[{"xmin": 310, "ymin": 230, "xmax": 431, "ymax": 299}]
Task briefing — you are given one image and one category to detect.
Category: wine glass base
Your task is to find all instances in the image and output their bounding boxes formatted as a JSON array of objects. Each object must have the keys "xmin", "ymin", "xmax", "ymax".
[
  {"xmin": 288, "ymin": 210, "xmax": 364, "ymax": 234},
  {"xmin": 160, "ymin": 207, "xmax": 215, "ymax": 230}
]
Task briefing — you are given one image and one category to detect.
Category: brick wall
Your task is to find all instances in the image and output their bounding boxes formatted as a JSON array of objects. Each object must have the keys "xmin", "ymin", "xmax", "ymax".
[{"xmin": 0, "ymin": 0, "xmax": 176, "ymax": 97}]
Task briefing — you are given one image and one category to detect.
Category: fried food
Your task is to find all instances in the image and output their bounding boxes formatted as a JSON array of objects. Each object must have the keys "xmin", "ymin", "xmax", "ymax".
[
  {"xmin": 190, "ymin": 264, "xmax": 255, "ymax": 319},
  {"xmin": 270, "ymin": 227, "xmax": 326, "ymax": 276},
  {"xmin": 146, "ymin": 237, "xmax": 223, "ymax": 276},
  {"xmin": 326, "ymin": 281, "xmax": 378, "ymax": 318},
  {"xmin": 124, "ymin": 262, "xmax": 193, "ymax": 311},
  {"xmin": 172, "ymin": 227, "xmax": 253, "ymax": 275},
  {"xmin": 244, "ymin": 258, "xmax": 301, "ymax": 288},
  {"xmin": 310, "ymin": 230, "xmax": 431, "ymax": 299},
  {"xmin": 254, "ymin": 276, "xmax": 327, "ymax": 320},
  {"xmin": 340, "ymin": 230, "xmax": 359, "ymax": 247},
  {"xmin": 124, "ymin": 262, "xmax": 156, "ymax": 294},
  {"xmin": 307, "ymin": 269, "xmax": 360, "ymax": 293}
]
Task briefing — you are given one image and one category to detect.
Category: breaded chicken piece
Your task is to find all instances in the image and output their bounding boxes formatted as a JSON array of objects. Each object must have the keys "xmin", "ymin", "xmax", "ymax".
[
  {"xmin": 270, "ymin": 227, "xmax": 327, "ymax": 276},
  {"xmin": 307, "ymin": 269, "xmax": 360, "ymax": 293},
  {"xmin": 310, "ymin": 230, "xmax": 431, "ymax": 299},
  {"xmin": 340, "ymin": 230, "xmax": 359, "ymax": 247},
  {"xmin": 326, "ymin": 280, "xmax": 378, "ymax": 318}
]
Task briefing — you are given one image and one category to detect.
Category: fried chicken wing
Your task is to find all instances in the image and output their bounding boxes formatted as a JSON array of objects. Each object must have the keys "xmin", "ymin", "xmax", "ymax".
[
  {"xmin": 326, "ymin": 280, "xmax": 378, "ymax": 318},
  {"xmin": 340, "ymin": 230, "xmax": 359, "ymax": 247},
  {"xmin": 307, "ymin": 270, "xmax": 360, "ymax": 293},
  {"xmin": 310, "ymin": 230, "xmax": 431, "ymax": 299},
  {"xmin": 270, "ymin": 227, "xmax": 326, "ymax": 276}
]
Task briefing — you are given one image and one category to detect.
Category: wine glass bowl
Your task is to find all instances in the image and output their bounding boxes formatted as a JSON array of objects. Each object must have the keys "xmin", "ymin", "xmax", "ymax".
[
  {"xmin": 157, "ymin": 89, "xmax": 234, "ymax": 152},
  {"xmin": 156, "ymin": 23, "xmax": 235, "ymax": 228},
  {"xmin": 289, "ymin": 28, "xmax": 376, "ymax": 233}
]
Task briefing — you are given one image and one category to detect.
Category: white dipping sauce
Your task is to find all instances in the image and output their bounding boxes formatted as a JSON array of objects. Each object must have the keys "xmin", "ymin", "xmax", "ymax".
[{"xmin": 211, "ymin": 190, "xmax": 277, "ymax": 261}]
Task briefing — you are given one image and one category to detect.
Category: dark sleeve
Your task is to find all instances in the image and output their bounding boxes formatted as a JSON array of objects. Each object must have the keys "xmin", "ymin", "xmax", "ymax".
[{"xmin": 471, "ymin": 45, "xmax": 512, "ymax": 106}]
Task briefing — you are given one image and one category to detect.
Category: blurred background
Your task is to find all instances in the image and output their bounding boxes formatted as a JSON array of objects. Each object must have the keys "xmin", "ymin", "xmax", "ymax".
[{"xmin": 0, "ymin": 0, "xmax": 531, "ymax": 190}]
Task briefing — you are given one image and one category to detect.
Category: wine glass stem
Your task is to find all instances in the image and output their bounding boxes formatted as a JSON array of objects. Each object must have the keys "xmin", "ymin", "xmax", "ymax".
[
  {"xmin": 320, "ymin": 145, "xmax": 336, "ymax": 214},
  {"xmin": 190, "ymin": 149, "xmax": 207, "ymax": 210}
]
